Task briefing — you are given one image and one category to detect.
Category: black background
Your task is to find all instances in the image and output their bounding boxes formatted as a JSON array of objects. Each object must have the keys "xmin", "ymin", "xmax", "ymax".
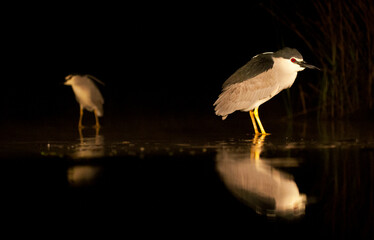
[{"xmin": 1, "ymin": 1, "xmax": 320, "ymax": 130}]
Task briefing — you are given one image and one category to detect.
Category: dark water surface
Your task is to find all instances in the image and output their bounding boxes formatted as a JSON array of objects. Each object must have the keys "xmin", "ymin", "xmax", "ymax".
[{"xmin": 1, "ymin": 119, "xmax": 373, "ymax": 238}]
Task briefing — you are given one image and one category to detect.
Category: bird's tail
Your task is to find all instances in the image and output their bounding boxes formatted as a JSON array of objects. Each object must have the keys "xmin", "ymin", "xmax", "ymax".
[
  {"xmin": 215, "ymin": 84, "xmax": 245, "ymax": 120},
  {"xmin": 214, "ymin": 97, "xmax": 229, "ymax": 120},
  {"xmin": 95, "ymin": 106, "xmax": 104, "ymax": 117}
]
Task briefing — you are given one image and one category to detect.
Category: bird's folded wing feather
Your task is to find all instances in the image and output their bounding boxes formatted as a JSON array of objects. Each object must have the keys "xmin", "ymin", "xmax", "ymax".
[
  {"xmin": 87, "ymin": 74, "xmax": 105, "ymax": 86},
  {"xmin": 222, "ymin": 54, "xmax": 274, "ymax": 89},
  {"xmin": 214, "ymin": 75, "xmax": 278, "ymax": 116}
]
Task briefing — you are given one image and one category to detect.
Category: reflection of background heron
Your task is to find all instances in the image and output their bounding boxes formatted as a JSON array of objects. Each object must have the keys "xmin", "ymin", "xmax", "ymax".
[
  {"xmin": 216, "ymin": 135, "xmax": 306, "ymax": 218},
  {"xmin": 72, "ymin": 128, "xmax": 105, "ymax": 159},
  {"xmin": 65, "ymin": 74, "xmax": 104, "ymax": 129},
  {"xmin": 67, "ymin": 128, "xmax": 105, "ymax": 187}
]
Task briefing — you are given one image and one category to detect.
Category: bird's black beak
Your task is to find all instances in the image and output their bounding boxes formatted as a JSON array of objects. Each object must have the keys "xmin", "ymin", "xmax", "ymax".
[{"xmin": 297, "ymin": 61, "xmax": 321, "ymax": 70}]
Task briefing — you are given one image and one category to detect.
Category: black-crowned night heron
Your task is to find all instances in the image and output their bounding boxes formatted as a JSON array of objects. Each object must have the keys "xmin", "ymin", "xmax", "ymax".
[
  {"xmin": 214, "ymin": 47, "xmax": 319, "ymax": 134},
  {"xmin": 65, "ymin": 74, "xmax": 104, "ymax": 128}
]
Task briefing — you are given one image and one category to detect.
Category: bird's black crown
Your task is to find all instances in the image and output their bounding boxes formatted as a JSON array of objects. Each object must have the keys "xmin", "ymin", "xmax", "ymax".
[{"xmin": 273, "ymin": 47, "xmax": 303, "ymax": 59}]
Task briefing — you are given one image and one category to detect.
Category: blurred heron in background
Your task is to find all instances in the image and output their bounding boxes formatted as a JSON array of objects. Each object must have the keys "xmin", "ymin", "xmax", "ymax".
[
  {"xmin": 214, "ymin": 47, "xmax": 319, "ymax": 135},
  {"xmin": 65, "ymin": 74, "xmax": 104, "ymax": 128}
]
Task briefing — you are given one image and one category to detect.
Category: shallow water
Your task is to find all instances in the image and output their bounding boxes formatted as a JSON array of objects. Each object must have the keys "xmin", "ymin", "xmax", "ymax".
[{"xmin": 1, "ymin": 119, "xmax": 373, "ymax": 238}]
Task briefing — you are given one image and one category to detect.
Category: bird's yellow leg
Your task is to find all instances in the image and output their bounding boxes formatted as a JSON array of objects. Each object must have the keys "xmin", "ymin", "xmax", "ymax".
[
  {"xmin": 94, "ymin": 110, "xmax": 100, "ymax": 129},
  {"xmin": 78, "ymin": 106, "xmax": 84, "ymax": 129},
  {"xmin": 249, "ymin": 110, "xmax": 260, "ymax": 135},
  {"xmin": 78, "ymin": 127, "xmax": 83, "ymax": 144},
  {"xmin": 95, "ymin": 125, "xmax": 100, "ymax": 136},
  {"xmin": 254, "ymin": 107, "xmax": 267, "ymax": 135}
]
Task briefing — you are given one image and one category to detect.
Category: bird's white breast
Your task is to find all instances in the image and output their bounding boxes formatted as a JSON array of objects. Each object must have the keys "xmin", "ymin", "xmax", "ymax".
[
  {"xmin": 70, "ymin": 78, "xmax": 99, "ymax": 110},
  {"xmin": 272, "ymin": 57, "xmax": 302, "ymax": 90},
  {"xmin": 72, "ymin": 85, "xmax": 91, "ymax": 104}
]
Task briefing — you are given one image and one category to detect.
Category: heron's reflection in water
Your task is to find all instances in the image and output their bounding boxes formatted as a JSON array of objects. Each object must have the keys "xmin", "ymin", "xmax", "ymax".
[
  {"xmin": 67, "ymin": 128, "xmax": 104, "ymax": 187},
  {"xmin": 70, "ymin": 128, "xmax": 105, "ymax": 159},
  {"xmin": 216, "ymin": 135, "xmax": 306, "ymax": 218}
]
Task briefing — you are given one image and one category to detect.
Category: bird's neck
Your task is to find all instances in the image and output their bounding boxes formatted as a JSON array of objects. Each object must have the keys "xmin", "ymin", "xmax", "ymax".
[{"xmin": 273, "ymin": 58, "xmax": 299, "ymax": 89}]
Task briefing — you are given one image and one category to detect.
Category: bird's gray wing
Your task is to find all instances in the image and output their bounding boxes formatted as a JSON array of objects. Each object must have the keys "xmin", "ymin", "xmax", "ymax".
[
  {"xmin": 222, "ymin": 54, "xmax": 274, "ymax": 89},
  {"xmin": 214, "ymin": 74, "xmax": 279, "ymax": 118},
  {"xmin": 86, "ymin": 78, "xmax": 104, "ymax": 116}
]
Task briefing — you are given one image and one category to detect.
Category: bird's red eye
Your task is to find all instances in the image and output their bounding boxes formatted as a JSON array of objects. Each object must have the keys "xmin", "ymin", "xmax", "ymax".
[{"xmin": 291, "ymin": 58, "xmax": 296, "ymax": 63}]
